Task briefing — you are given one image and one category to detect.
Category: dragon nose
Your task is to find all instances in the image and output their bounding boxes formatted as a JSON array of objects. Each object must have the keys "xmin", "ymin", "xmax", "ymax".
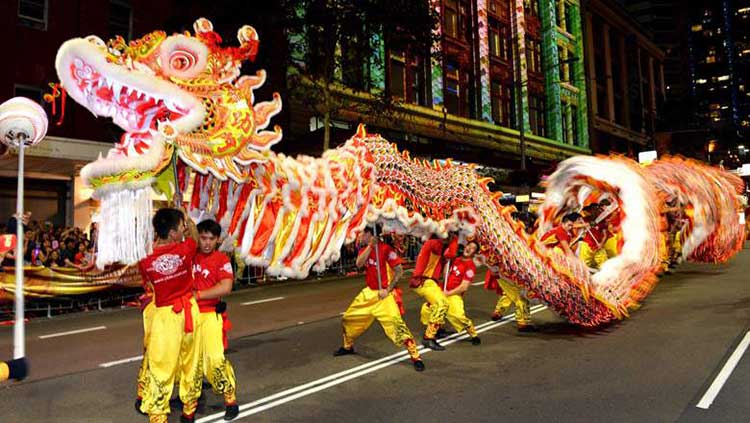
[{"xmin": 85, "ymin": 35, "xmax": 106, "ymax": 48}]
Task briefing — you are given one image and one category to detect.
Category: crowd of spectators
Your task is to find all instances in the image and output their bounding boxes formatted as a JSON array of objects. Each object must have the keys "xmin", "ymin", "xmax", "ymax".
[{"xmin": 1, "ymin": 212, "xmax": 97, "ymax": 270}]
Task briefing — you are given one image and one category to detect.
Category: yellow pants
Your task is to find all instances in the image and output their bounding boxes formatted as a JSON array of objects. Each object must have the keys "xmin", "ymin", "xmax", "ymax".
[
  {"xmin": 412, "ymin": 279, "xmax": 449, "ymax": 339},
  {"xmin": 140, "ymin": 298, "xmax": 202, "ymax": 421},
  {"xmin": 197, "ymin": 311, "xmax": 237, "ymax": 404},
  {"xmin": 420, "ymin": 295, "xmax": 477, "ymax": 337},
  {"xmin": 579, "ymin": 242, "xmax": 608, "ymax": 270},
  {"xmin": 342, "ymin": 287, "xmax": 420, "ymax": 360},
  {"xmin": 659, "ymin": 233, "xmax": 670, "ymax": 272},
  {"xmin": 137, "ymin": 301, "xmax": 156, "ymax": 400},
  {"xmin": 604, "ymin": 232, "xmax": 621, "ymax": 258},
  {"xmin": 493, "ymin": 278, "xmax": 531, "ymax": 326}
]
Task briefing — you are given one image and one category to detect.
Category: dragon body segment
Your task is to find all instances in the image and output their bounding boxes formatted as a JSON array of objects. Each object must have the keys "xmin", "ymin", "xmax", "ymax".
[{"xmin": 54, "ymin": 19, "xmax": 745, "ymax": 327}]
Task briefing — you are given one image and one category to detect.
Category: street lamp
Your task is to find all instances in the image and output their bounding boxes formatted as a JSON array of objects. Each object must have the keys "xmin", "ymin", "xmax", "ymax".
[{"xmin": 0, "ymin": 97, "xmax": 49, "ymax": 360}]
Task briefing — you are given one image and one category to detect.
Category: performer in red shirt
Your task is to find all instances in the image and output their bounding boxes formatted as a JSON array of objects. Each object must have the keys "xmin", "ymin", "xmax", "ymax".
[
  {"xmin": 540, "ymin": 212, "xmax": 581, "ymax": 255},
  {"xmin": 579, "ymin": 204, "xmax": 610, "ymax": 270},
  {"xmin": 486, "ymin": 212, "xmax": 536, "ymax": 331},
  {"xmin": 334, "ymin": 226, "xmax": 425, "ymax": 372},
  {"xmin": 192, "ymin": 219, "xmax": 239, "ymax": 421},
  {"xmin": 137, "ymin": 208, "xmax": 202, "ymax": 423},
  {"xmin": 409, "ymin": 234, "xmax": 458, "ymax": 351},
  {"xmin": 420, "ymin": 240, "xmax": 481, "ymax": 345}
]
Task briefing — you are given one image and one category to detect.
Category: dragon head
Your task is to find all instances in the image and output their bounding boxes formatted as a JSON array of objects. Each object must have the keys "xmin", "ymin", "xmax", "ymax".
[{"xmin": 56, "ymin": 17, "xmax": 283, "ymax": 189}]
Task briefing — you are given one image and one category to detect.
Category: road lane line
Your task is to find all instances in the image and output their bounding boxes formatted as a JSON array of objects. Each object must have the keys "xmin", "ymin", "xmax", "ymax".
[
  {"xmin": 241, "ymin": 297, "xmax": 285, "ymax": 306},
  {"xmin": 197, "ymin": 305, "xmax": 547, "ymax": 423},
  {"xmin": 471, "ymin": 281, "xmax": 484, "ymax": 286},
  {"xmin": 696, "ymin": 330, "xmax": 750, "ymax": 409},
  {"xmin": 38, "ymin": 326, "xmax": 107, "ymax": 339},
  {"xmin": 99, "ymin": 355, "xmax": 144, "ymax": 368}
]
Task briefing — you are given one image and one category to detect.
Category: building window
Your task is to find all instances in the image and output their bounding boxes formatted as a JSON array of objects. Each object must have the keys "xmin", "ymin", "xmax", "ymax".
[
  {"xmin": 524, "ymin": 0, "xmax": 539, "ymax": 18},
  {"xmin": 18, "ymin": 0, "xmax": 48, "ymax": 30},
  {"xmin": 491, "ymin": 80, "xmax": 514, "ymax": 128},
  {"xmin": 489, "ymin": 19, "xmax": 509, "ymax": 60},
  {"xmin": 444, "ymin": 0, "xmax": 471, "ymax": 41},
  {"xmin": 387, "ymin": 49, "xmax": 427, "ymax": 106},
  {"xmin": 529, "ymin": 94, "xmax": 545, "ymax": 136},
  {"xmin": 445, "ymin": 60, "xmax": 461, "ymax": 115},
  {"xmin": 570, "ymin": 104, "xmax": 578, "ymax": 145},
  {"xmin": 527, "ymin": 39, "xmax": 542, "ymax": 74},
  {"xmin": 108, "ymin": 0, "xmax": 133, "ymax": 40},
  {"xmin": 388, "ymin": 50, "xmax": 407, "ymax": 99},
  {"xmin": 556, "ymin": 0, "xmax": 566, "ymax": 30},
  {"xmin": 14, "ymin": 84, "xmax": 43, "ymax": 104},
  {"xmin": 444, "ymin": 0, "xmax": 459, "ymax": 39},
  {"xmin": 342, "ymin": 25, "xmax": 368, "ymax": 91}
]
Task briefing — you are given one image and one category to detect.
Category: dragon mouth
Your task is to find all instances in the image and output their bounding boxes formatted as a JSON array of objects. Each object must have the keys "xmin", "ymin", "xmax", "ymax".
[
  {"xmin": 71, "ymin": 58, "xmax": 187, "ymax": 157},
  {"xmin": 56, "ymin": 37, "xmax": 205, "ymax": 180}
]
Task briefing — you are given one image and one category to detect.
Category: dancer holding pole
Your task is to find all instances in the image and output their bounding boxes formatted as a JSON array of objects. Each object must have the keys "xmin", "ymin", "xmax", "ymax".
[{"xmin": 334, "ymin": 226, "xmax": 425, "ymax": 372}]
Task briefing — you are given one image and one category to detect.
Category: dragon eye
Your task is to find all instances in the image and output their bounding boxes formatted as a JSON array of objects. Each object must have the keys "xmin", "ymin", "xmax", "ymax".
[
  {"xmin": 159, "ymin": 35, "xmax": 208, "ymax": 78},
  {"xmin": 169, "ymin": 51, "xmax": 196, "ymax": 71}
]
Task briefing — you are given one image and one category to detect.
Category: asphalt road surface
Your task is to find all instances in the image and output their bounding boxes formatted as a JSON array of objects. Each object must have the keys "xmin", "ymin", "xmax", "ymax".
[{"xmin": 0, "ymin": 249, "xmax": 748, "ymax": 422}]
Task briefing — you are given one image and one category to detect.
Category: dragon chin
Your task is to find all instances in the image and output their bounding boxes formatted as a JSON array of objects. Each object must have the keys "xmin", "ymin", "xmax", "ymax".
[{"xmin": 55, "ymin": 37, "xmax": 205, "ymax": 188}]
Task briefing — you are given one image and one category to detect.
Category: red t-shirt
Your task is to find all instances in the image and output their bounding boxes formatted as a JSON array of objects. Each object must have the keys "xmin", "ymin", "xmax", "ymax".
[
  {"xmin": 583, "ymin": 223, "xmax": 608, "ymax": 249},
  {"xmin": 193, "ymin": 250, "xmax": 234, "ymax": 312},
  {"xmin": 409, "ymin": 237, "xmax": 458, "ymax": 287},
  {"xmin": 445, "ymin": 257, "xmax": 476, "ymax": 293},
  {"xmin": 138, "ymin": 238, "xmax": 197, "ymax": 307},
  {"xmin": 540, "ymin": 226, "xmax": 571, "ymax": 248},
  {"xmin": 360, "ymin": 243, "xmax": 402, "ymax": 291}
]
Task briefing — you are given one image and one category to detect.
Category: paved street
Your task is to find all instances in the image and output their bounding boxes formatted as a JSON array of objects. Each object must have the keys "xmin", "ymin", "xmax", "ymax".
[{"xmin": 0, "ymin": 248, "xmax": 748, "ymax": 423}]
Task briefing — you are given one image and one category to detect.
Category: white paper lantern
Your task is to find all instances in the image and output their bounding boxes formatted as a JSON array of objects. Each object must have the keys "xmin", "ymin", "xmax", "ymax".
[{"xmin": 0, "ymin": 97, "xmax": 49, "ymax": 148}]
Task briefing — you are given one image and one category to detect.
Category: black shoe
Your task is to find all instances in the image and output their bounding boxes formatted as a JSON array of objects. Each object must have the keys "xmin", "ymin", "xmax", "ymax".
[
  {"xmin": 435, "ymin": 327, "xmax": 453, "ymax": 339},
  {"xmin": 413, "ymin": 360, "xmax": 425, "ymax": 372},
  {"xmin": 470, "ymin": 336, "xmax": 481, "ymax": 345},
  {"xmin": 224, "ymin": 404, "xmax": 239, "ymax": 420},
  {"xmin": 333, "ymin": 346, "xmax": 355, "ymax": 357},
  {"xmin": 180, "ymin": 414, "xmax": 195, "ymax": 423},
  {"xmin": 5, "ymin": 357, "xmax": 28, "ymax": 381},
  {"xmin": 134, "ymin": 398, "xmax": 146, "ymax": 416},
  {"xmin": 422, "ymin": 338, "xmax": 445, "ymax": 351},
  {"xmin": 518, "ymin": 325, "xmax": 538, "ymax": 333}
]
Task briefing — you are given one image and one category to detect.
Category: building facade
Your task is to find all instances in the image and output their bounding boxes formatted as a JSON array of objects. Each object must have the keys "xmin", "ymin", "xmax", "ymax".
[
  {"xmin": 284, "ymin": 0, "xmax": 591, "ymax": 186},
  {"xmin": 582, "ymin": 0, "xmax": 665, "ymax": 155}
]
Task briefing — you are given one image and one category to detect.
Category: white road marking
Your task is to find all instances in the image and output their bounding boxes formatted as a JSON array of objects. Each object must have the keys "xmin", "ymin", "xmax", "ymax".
[
  {"xmin": 196, "ymin": 305, "xmax": 547, "ymax": 423},
  {"xmin": 38, "ymin": 326, "xmax": 107, "ymax": 339},
  {"xmin": 241, "ymin": 297, "xmax": 285, "ymax": 306},
  {"xmin": 696, "ymin": 330, "xmax": 750, "ymax": 409},
  {"xmin": 471, "ymin": 281, "xmax": 484, "ymax": 286},
  {"xmin": 99, "ymin": 355, "xmax": 144, "ymax": 368}
]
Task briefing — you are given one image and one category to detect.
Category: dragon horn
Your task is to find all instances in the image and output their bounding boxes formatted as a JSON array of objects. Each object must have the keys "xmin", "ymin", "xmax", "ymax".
[
  {"xmin": 238, "ymin": 25, "xmax": 258, "ymax": 44},
  {"xmin": 193, "ymin": 17, "xmax": 214, "ymax": 34}
]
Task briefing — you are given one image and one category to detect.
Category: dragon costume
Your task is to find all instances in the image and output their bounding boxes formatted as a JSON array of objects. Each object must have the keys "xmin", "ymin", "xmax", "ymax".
[{"xmin": 53, "ymin": 18, "xmax": 745, "ymax": 327}]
